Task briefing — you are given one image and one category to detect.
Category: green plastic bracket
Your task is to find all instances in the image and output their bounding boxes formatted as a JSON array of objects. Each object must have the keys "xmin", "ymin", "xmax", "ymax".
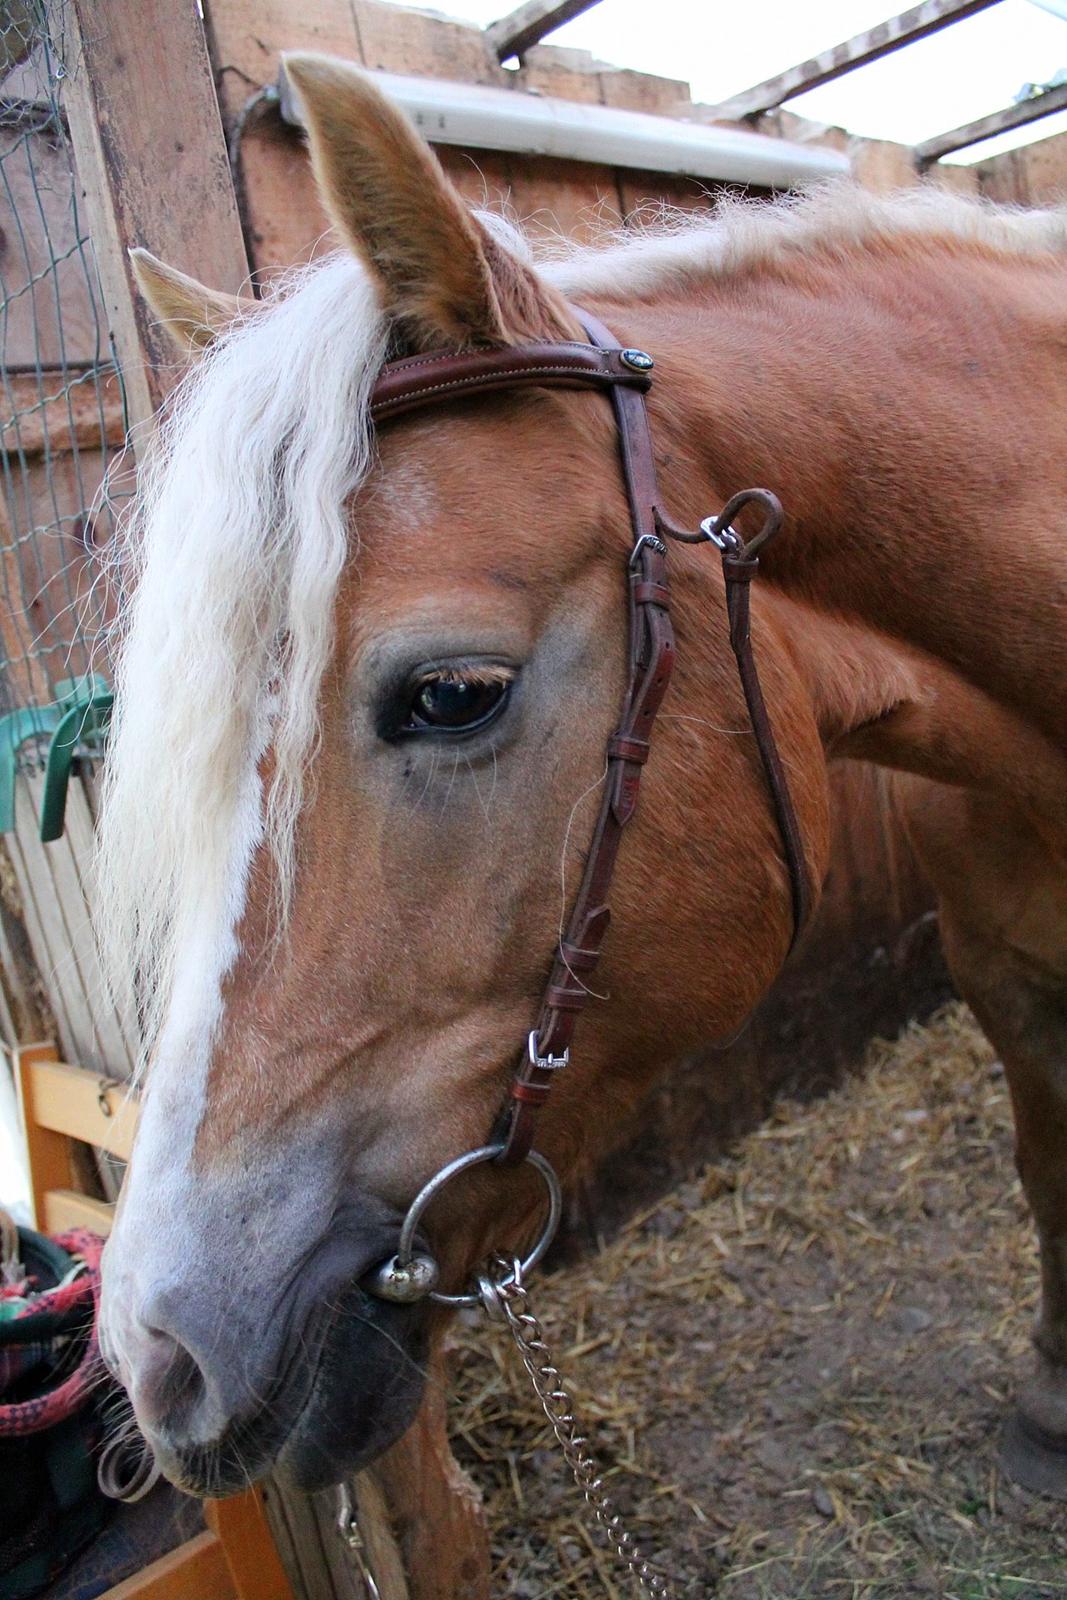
[
  {"xmin": 0, "ymin": 674, "xmax": 112, "ymax": 842},
  {"xmin": 39, "ymin": 675, "xmax": 113, "ymax": 843},
  {"xmin": 0, "ymin": 706, "xmax": 60, "ymax": 832}
]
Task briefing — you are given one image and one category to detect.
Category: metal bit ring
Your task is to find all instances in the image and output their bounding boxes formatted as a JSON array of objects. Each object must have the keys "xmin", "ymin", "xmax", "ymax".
[{"xmin": 396, "ymin": 1144, "xmax": 562, "ymax": 1308}]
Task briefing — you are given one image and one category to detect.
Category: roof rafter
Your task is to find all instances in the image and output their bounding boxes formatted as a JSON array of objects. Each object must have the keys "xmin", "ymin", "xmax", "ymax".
[
  {"xmin": 486, "ymin": 0, "xmax": 604, "ymax": 63},
  {"xmin": 916, "ymin": 79, "xmax": 1067, "ymax": 164},
  {"xmin": 705, "ymin": 0, "xmax": 1004, "ymax": 122}
]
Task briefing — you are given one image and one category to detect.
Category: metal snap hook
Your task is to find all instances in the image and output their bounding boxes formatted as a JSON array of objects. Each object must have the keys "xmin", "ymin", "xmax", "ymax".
[{"xmin": 700, "ymin": 488, "xmax": 784, "ymax": 560}]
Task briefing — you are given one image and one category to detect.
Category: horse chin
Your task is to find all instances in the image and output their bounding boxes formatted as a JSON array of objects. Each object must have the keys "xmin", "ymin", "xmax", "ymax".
[
  {"xmin": 275, "ymin": 1288, "xmax": 431, "ymax": 1490},
  {"xmin": 156, "ymin": 1288, "xmax": 431, "ymax": 1497}
]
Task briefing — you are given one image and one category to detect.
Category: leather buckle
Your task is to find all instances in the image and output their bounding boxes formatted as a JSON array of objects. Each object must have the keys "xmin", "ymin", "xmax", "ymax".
[
  {"xmin": 527, "ymin": 1030, "xmax": 570, "ymax": 1073},
  {"xmin": 629, "ymin": 532, "xmax": 667, "ymax": 567}
]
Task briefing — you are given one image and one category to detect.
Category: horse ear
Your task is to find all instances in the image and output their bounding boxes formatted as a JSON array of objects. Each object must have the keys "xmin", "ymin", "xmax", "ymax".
[
  {"xmin": 130, "ymin": 249, "xmax": 245, "ymax": 355},
  {"xmin": 282, "ymin": 52, "xmax": 572, "ymax": 351}
]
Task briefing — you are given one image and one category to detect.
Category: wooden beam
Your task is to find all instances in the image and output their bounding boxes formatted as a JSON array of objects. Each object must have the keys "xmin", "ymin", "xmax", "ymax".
[
  {"xmin": 18, "ymin": 1052, "xmax": 138, "ymax": 1160},
  {"xmin": 916, "ymin": 80, "xmax": 1067, "ymax": 164},
  {"xmin": 364, "ymin": 1348, "xmax": 491, "ymax": 1600},
  {"xmin": 42, "ymin": 1187, "xmax": 116, "ymax": 1235},
  {"xmin": 204, "ymin": 1493, "xmax": 296, "ymax": 1600},
  {"xmin": 486, "ymin": 0, "xmax": 603, "ymax": 62},
  {"xmin": 707, "ymin": 0, "xmax": 1004, "ymax": 121},
  {"xmin": 101, "ymin": 1531, "xmax": 236, "ymax": 1600},
  {"xmin": 1, "ymin": 369, "xmax": 126, "ymax": 458},
  {"xmin": 53, "ymin": 0, "xmax": 249, "ymax": 430},
  {"xmin": 13, "ymin": 1041, "xmax": 73, "ymax": 1229}
]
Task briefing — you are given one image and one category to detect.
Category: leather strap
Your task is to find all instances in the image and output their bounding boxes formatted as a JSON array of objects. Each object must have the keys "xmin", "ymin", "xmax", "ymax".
[
  {"xmin": 719, "ymin": 538, "xmax": 813, "ymax": 942},
  {"xmin": 370, "ymin": 340, "xmax": 652, "ymax": 422},
  {"xmin": 493, "ymin": 310, "xmax": 677, "ymax": 1162},
  {"xmin": 368, "ymin": 311, "xmax": 811, "ymax": 1166}
]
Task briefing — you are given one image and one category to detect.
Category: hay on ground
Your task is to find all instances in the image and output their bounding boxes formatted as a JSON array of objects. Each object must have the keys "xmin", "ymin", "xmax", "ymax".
[{"xmin": 448, "ymin": 1003, "xmax": 1065, "ymax": 1598}]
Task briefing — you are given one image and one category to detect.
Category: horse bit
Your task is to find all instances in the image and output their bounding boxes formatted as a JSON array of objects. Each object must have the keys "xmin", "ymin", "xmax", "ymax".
[{"xmin": 356, "ymin": 307, "xmax": 812, "ymax": 1596}]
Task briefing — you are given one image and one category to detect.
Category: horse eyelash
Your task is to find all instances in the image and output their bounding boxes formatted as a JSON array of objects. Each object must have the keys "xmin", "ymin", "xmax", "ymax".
[{"xmin": 412, "ymin": 662, "xmax": 515, "ymax": 690}]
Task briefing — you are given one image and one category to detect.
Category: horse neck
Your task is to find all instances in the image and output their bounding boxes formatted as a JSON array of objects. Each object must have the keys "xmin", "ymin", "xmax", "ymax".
[{"xmin": 583, "ymin": 247, "xmax": 1067, "ymax": 756}]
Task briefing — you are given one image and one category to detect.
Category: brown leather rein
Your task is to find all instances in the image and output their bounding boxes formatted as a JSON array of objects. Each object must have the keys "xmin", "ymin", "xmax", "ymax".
[{"xmin": 368, "ymin": 309, "xmax": 811, "ymax": 1168}]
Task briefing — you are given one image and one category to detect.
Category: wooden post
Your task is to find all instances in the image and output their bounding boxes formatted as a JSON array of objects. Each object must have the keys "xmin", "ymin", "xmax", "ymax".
[
  {"xmin": 54, "ymin": 0, "xmax": 249, "ymax": 425},
  {"xmin": 359, "ymin": 1350, "xmax": 491, "ymax": 1600},
  {"xmin": 205, "ymin": 1492, "xmax": 296, "ymax": 1600},
  {"xmin": 12, "ymin": 1039, "xmax": 72, "ymax": 1227}
]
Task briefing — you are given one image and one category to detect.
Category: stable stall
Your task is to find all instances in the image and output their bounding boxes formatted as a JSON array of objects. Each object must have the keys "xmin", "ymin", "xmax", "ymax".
[{"xmin": 2, "ymin": 1, "xmax": 1065, "ymax": 1594}]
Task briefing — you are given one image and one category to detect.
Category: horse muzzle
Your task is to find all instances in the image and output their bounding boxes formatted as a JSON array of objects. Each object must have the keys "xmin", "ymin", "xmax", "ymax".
[{"xmin": 102, "ymin": 1202, "xmax": 431, "ymax": 1494}]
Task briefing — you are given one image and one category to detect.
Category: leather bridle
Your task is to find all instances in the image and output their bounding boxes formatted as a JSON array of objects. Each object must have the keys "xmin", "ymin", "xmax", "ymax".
[{"xmin": 367, "ymin": 307, "xmax": 811, "ymax": 1174}]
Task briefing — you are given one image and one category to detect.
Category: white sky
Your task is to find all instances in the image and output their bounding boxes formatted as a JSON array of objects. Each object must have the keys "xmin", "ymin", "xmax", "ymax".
[{"xmin": 425, "ymin": 0, "xmax": 1067, "ymax": 164}]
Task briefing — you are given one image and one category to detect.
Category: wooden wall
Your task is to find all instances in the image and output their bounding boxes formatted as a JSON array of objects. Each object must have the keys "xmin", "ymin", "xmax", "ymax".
[
  {"xmin": 974, "ymin": 123, "xmax": 1067, "ymax": 204},
  {"xmin": 208, "ymin": 0, "xmax": 770, "ymax": 276},
  {"xmin": 0, "ymin": 47, "xmax": 136, "ymax": 1072}
]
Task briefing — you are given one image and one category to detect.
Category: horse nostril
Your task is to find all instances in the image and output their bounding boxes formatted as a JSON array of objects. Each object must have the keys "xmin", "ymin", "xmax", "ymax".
[{"xmin": 132, "ymin": 1325, "xmax": 208, "ymax": 1437}]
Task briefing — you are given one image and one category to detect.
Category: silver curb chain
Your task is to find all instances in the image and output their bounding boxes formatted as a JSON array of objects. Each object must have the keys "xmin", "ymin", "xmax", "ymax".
[
  {"xmin": 339, "ymin": 1252, "xmax": 674, "ymax": 1599},
  {"xmin": 490, "ymin": 1257, "xmax": 673, "ymax": 1599}
]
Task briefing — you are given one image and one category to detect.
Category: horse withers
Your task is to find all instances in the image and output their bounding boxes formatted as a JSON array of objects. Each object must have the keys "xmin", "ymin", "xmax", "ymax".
[{"xmin": 95, "ymin": 53, "xmax": 1067, "ymax": 1501}]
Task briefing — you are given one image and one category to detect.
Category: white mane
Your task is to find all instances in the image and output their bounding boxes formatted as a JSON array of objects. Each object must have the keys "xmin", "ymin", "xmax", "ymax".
[
  {"xmin": 95, "ymin": 255, "xmax": 388, "ymax": 1051},
  {"xmin": 96, "ymin": 183, "xmax": 1067, "ymax": 1052},
  {"xmin": 541, "ymin": 182, "xmax": 1067, "ymax": 302}
]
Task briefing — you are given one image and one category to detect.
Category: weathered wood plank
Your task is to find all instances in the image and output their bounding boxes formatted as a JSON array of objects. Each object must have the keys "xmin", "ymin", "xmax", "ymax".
[
  {"xmin": 0, "ymin": 847, "xmax": 49, "ymax": 1044},
  {"xmin": 508, "ymin": 44, "xmax": 604, "ymax": 103},
  {"xmin": 234, "ymin": 119, "xmax": 335, "ymax": 278},
  {"xmin": 236, "ymin": 114, "xmax": 624, "ymax": 275},
  {"xmin": 350, "ymin": 1476, "xmax": 409, "ymax": 1600},
  {"xmin": 42, "ymin": 1186, "xmax": 114, "ymax": 1234},
  {"xmin": 13, "ymin": 1039, "xmax": 72, "ymax": 1227},
  {"xmin": 206, "ymin": 0, "xmax": 365, "ymax": 123},
  {"xmin": 353, "ymin": 0, "xmax": 498, "ymax": 83},
  {"xmin": 916, "ymin": 80, "xmax": 1067, "ymax": 166},
  {"xmin": 57, "ymin": 0, "xmax": 249, "ymax": 426},
  {"xmin": 22, "ymin": 770, "xmax": 129, "ymax": 1072},
  {"xmin": 708, "ymin": 0, "xmax": 1004, "ymax": 121},
  {"xmin": 486, "ymin": 0, "xmax": 604, "ymax": 63},
  {"xmin": 1, "ymin": 368, "xmax": 125, "ymax": 457},
  {"xmin": 617, "ymin": 170, "xmax": 724, "ymax": 222},
  {"xmin": 9, "ymin": 778, "xmax": 100, "ymax": 1066},
  {"xmin": 437, "ymin": 145, "xmax": 622, "ymax": 243},
  {"xmin": 5, "ymin": 824, "xmax": 77, "ymax": 1049},
  {"xmin": 365, "ymin": 1354, "xmax": 490, "ymax": 1600},
  {"xmin": 101, "ymin": 1531, "xmax": 236, "ymax": 1600},
  {"xmin": 21, "ymin": 1053, "xmax": 136, "ymax": 1158},
  {"xmin": 0, "ymin": 120, "xmax": 108, "ymax": 370},
  {"xmin": 596, "ymin": 65, "xmax": 690, "ymax": 114},
  {"xmin": 59, "ymin": 777, "xmax": 139, "ymax": 1076},
  {"xmin": 205, "ymin": 1492, "xmax": 297, "ymax": 1600},
  {"xmin": 976, "ymin": 122, "xmax": 1067, "ymax": 205}
]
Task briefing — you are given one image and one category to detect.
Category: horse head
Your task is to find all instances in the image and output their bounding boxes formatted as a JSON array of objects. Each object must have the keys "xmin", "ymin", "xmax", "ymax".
[{"xmin": 97, "ymin": 53, "xmax": 827, "ymax": 1493}]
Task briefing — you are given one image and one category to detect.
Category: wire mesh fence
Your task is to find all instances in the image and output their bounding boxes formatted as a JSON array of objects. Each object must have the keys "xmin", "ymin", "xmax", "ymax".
[{"xmin": 0, "ymin": 0, "xmax": 125, "ymax": 828}]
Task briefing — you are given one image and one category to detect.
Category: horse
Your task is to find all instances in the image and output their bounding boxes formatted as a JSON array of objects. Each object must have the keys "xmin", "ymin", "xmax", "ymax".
[{"xmin": 95, "ymin": 51, "xmax": 1067, "ymax": 1507}]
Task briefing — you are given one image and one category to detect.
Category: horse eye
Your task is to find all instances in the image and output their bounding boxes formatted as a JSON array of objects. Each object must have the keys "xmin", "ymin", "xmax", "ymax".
[{"xmin": 405, "ymin": 673, "xmax": 510, "ymax": 733}]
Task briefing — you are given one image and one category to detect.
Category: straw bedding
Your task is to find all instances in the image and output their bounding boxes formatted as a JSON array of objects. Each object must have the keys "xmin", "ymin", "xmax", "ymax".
[{"xmin": 448, "ymin": 1003, "xmax": 1067, "ymax": 1598}]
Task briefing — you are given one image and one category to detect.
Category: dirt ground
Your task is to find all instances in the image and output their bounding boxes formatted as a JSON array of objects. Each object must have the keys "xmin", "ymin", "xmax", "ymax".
[{"xmin": 447, "ymin": 1003, "xmax": 1067, "ymax": 1598}]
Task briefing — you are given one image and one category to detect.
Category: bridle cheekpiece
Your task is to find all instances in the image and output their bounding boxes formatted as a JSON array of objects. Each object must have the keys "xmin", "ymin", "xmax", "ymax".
[{"xmin": 365, "ymin": 307, "xmax": 810, "ymax": 1306}]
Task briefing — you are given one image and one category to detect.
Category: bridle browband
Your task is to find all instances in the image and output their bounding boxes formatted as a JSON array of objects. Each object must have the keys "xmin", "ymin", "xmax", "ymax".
[{"xmin": 367, "ymin": 308, "xmax": 812, "ymax": 1171}]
